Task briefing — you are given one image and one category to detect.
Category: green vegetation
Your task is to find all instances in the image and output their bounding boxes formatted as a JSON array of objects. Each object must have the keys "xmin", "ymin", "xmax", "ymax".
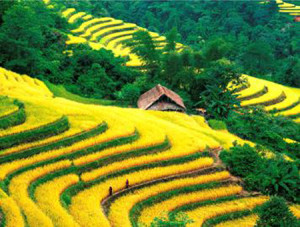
[
  {"xmin": 203, "ymin": 209, "xmax": 253, "ymax": 227},
  {"xmin": 0, "ymin": 122, "xmax": 107, "ymax": 163},
  {"xmin": 45, "ymin": 81, "xmax": 115, "ymax": 106},
  {"xmin": 0, "ymin": 116, "xmax": 69, "ymax": 150},
  {"xmin": 0, "ymin": 99, "xmax": 25, "ymax": 130},
  {"xmin": 100, "ymin": 1, "xmax": 300, "ymax": 88},
  {"xmin": 62, "ymin": 151, "xmax": 211, "ymax": 207},
  {"xmin": 255, "ymin": 196, "xmax": 299, "ymax": 227},
  {"xmin": 220, "ymin": 144, "xmax": 299, "ymax": 203},
  {"xmin": 208, "ymin": 120, "xmax": 227, "ymax": 130},
  {"xmin": 132, "ymin": 182, "xmax": 223, "ymax": 226},
  {"xmin": 150, "ymin": 213, "xmax": 193, "ymax": 227},
  {"xmin": 226, "ymin": 107, "xmax": 300, "ymax": 159}
]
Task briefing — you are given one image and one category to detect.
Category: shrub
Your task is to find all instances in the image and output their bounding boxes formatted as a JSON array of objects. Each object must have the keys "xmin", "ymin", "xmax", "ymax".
[
  {"xmin": 255, "ymin": 196, "xmax": 298, "ymax": 227},
  {"xmin": 208, "ymin": 119, "xmax": 227, "ymax": 130},
  {"xmin": 221, "ymin": 144, "xmax": 300, "ymax": 202},
  {"xmin": 119, "ymin": 84, "xmax": 141, "ymax": 105},
  {"xmin": 245, "ymin": 158, "xmax": 299, "ymax": 203},
  {"xmin": 220, "ymin": 144, "xmax": 262, "ymax": 178}
]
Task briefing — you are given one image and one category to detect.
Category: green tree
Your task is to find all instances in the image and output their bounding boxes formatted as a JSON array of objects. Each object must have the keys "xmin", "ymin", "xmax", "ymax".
[
  {"xmin": 119, "ymin": 84, "xmax": 141, "ymax": 105},
  {"xmin": 124, "ymin": 30, "xmax": 160, "ymax": 78},
  {"xmin": 194, "ymin": 59, "xmax": 243, "ymax": 119},
  {"xmin": 255, "ymin": 197, "xmax": 298, "ymax": 227},
  {"xmin": 241, "ymin": 41, "xmax": 275, "ymax": 75}
]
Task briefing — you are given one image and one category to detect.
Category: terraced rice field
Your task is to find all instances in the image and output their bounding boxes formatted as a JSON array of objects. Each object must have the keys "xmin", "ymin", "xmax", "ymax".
[
  {"xmin": 275, "ymin": 0, "xmax": 300, "ymax": 17},
  {"xmin": 0, "ymin": 1, "xmax": 296, "ymax": 226},
  {"xmin": 1, "ymin": 68, "xmax": 299, "ymax": 226},
  {"xmin": 235, "ymin": 75, "xmax": 300, "ymax": 120},
  {"xmin": 43, "ymin": 1, "xmax": 300, "ymax": 122},
  {"xmin": 43, "ymin": 1, "xmax": 184, "ymax": 67}
]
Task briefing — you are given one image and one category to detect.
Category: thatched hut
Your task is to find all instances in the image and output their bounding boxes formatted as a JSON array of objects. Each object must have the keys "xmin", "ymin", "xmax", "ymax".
[{"xmin": 137, "ymin": 84, "xmax": 186, "ymax": 112}]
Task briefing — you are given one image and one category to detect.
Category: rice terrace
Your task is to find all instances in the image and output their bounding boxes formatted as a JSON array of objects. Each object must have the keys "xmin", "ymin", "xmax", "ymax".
[{"xmin": 0, "ymin": 0, "xmax": 299, "ymax": 226}]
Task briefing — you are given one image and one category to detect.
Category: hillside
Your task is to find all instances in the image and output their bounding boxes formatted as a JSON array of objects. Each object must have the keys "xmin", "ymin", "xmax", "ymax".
[
  {"xmin": 0, "ymin": 67, "xmax": 299, "ymax": 226},
  {"xmin": 44, "ymin": 1, "xmax": 300, "ymax": 123},
  {"xmin": 0, "ymin": 1, "xmax": 299, "ymax": 226}
]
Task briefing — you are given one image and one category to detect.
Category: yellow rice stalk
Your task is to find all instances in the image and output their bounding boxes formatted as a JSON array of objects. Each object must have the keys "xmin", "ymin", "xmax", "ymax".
[
  {"xmin": 82, "ymin": 14, "xmax": 93, "ymax": 20},
  {"xmin": 9, "ymin": 160, "xmax": 72, "ymax": 227},
  {"xmin": 0, "ymin": 191, "xmax": 24, "ymax": 227},
  {"xmin": 80, "ymin": 20, "xmax": 123, "ymax": 38},
  {"xmin": 0, "ymin": 68, "xmax": 52, "ymax": 97},
  {"xmin": 90, "ymin": 23, "xmax": 137, "ymax": 41},
  {"xmin": 0, "ymin": 98, "xmax": 18, "ymax": 118},
  {"xmin": 0, "ymin": 116, "xmax": 97, "ymax": 156},
  {"xmin": 290, "ymin": 204, "xmax": 300, "ymax": 218},
  {"xmin": 88, "ymin": 41, "xmax": 107, "ymax": 50},
  {"xmin": 108, "ymin": 171, "xmax": 231, "ymax": 227},
  {"xmin": 71, "ymin": 18, "xmax": 113, "ymax": 33},
  {"xmin": 73, "ymin": 107, "xmax": 219, "ymax": 167},
  {"xmin": 69, "ymin": 156, "xmax": 214, "ymax": 227},
  {"xmin": 68, "ymin": 12, "xmax": 86, "ymax": 24},
  {"xmin": 215, "ymin": 214, "xmax": 258, "ymax": 227},
  {"xmin": 0, "ymin": 102, "xmax": 61, "ymax": 137},
  {"xmin": 62, "ymin": 8, "xmax": 76, "ymax": 18},
  {"xmin": 66, "ymin": 35, "xmax": 87, "ymax": 45},
  {"xmin": 241, "ymin": 84, "xmax": 283, "ymax": 107},
  {"xmin": 101, "ymin": 30, "xmax": 137, "ymax": 44},
  {"xmin": 148, "ymin": 110, "xmax": 250, "ymax": 149},
  {"xmin": 191, "ymin": 115, "xmax": 210, "ymax": 129},
  {"xmin": 0, "ymin": 113, "xmax": 135, "ymax": 180},
  {"xmin": 184, "ymin": 196, "xmax": 269, "ymax": 227},
  {"xmin": 235, "ymin": 75, "xmax": 264, "ymax": 99},
  {"xmin": 138, "ymin": 185, "xmax": 244, "ymax": 225},
  {"xmin": 35, "ymin": 174, "xmax": 80, "ymax": 227},
  {"xmin": 279, "ymin": 104, "xmax": 300, "ymax": 116},
  {"xmin": 216, "ymin": 204, "xmax": 300, "ymax": 227}
]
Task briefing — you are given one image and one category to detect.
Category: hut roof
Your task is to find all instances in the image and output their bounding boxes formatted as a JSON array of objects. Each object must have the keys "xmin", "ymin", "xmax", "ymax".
[{"xmin": 137, "ymin": 84, "xmax": 186, "ymax": 110}]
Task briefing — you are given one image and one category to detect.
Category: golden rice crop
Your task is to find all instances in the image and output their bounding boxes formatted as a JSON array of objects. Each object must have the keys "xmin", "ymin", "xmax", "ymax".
[
  {"xmin": 71, "ymin": 18, "xmax": 113, "ymax": 33},
  {"xmin": 90, "ymin": 23, "xmax": 137, "ymax": 41},
  {"xmin": 66, "ymin": 35, "xmax": 87, "ymax": 45},
  {"xmin": 80, "ymin": 20, "xmax": 123, "ymax": 38},
  {"xmin": 184, "ymin": 196, "xmax": 269, "ymax": 227},
  {"xmin": 0, "ymin": 102, "xmax": 61, "ymax": 138},
  {"xmin": 68, "ymin": 12, "xmax": 86, "ymax": 24},
  {"xmin": 214, "ymin": 214, "xmax": 258, "ymax": 227},
  {"xmin": 62, "ymin": 8, "xmax": 76, "ymax": 18},
  {"xmin": 0, "ymin": 68, "xmax": 52, "ymax": 97},
  {"xmin": 0, "ymin": 116, "xmax": 134, "ymax": 180},
  {"xmin": 69, "ymin": 156, "xmax": 214, "ymax": 227},
  {"xmin": 35, "ymin": 174, "xmax": 80, "ymax": 227},
  {"xmin": 0, "ymin": 97, "xmax": 18, "ymax": 118},
  {"xmin": 9, "ymin": 160, "xmax": 72, "ymax": 227},
  {"xmin": 101, "ymin": 30, "xmax": 137, "ymax": 44},
  {"xmin": 148, "ymin": 110, "xmax": 250, "ymax": 149},
  {"xmin": 278, "ymin": 104, "xmax": 300, "ymax": 116},
  {"xmin": 138, "ymin": 185, "xmax": 244, "ymax": 225},
  {"xmin": 0, "ymin": 115, "xmax": 97, "ymax": 156},
  {"xmin": 82, "ymin": 14, "xmax": 93, "ymax": 20},
  {"xmin": 108, "ymin": 171, "xmax": 231, "ymax": 227},
  {"xmin": 215, "ymin": 204, "xmax": 300, "ymax": 227},
  {"xmin": 235, "ymin": 75, "xmax": 265, "ymax": 99},
  {"xmin": 73, "ymin": 107, "xmax": 219, "ymax": 167},
  {"xmin": 0, "ymin": 191, "xmax": 24, "ymax": 227}
]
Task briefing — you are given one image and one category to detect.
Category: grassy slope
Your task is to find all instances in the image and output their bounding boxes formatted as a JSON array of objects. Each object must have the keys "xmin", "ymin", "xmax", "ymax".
[{"xmin": 45, "ymin": 81, "xmax": 116, "ymax": 106}]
